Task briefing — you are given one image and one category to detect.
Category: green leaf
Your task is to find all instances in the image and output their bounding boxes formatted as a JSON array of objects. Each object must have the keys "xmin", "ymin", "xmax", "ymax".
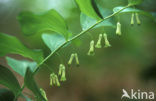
[
  {"xmin": 75, "ymin": 0, "xmax": 101, "ymax": 20},
  {"xmin": 113, "ymin": 6, "xmax": 156, "ymax": 21},
  {"xmin": 0, "ymin": 88, "xmax": 15, "ymax": 101},
  {"xmin": 24, "ymin": 68, "xmax": 46, "ymax": 101},
  {"xmin": 6, "ymin": 57, "xmax": 37, "ymax": 77},
  {"xmin": 0, "ymin": 65, "xmax": 21, "ymax": 96},
  {"xmin": 42, "ymin": 33, "xmax": 66, "ymax": 52},
  {"xmin": 128, "ymin": 0, "xmax": 143, "ymax": 6},
  {"xmin": 80, "ymin": 9, "xmax": 115, "ymax": 30},
  {"xmin": 17, "ymin": 9, "xmax": 70, "ymax": 39},
  {"xmin": 0, "ymin": 33, "xmax": 44, "ymax": 63}
]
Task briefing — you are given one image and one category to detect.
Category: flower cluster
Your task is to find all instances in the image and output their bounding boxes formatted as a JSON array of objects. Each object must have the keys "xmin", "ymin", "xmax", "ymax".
[
  {"xmin": 50, "ymin": 73, "xmax": 60, "ymax": 86},
  {"xmin": 88, "ymin": 33, "xmax": 111, "ymax": 56},
  {"xmin": 131, "ymin": 12, "xmax": 141, "ymax": 25},
  {"xmin": 68, "ymin": 53, "xmax": 80, "ymax": 67}
]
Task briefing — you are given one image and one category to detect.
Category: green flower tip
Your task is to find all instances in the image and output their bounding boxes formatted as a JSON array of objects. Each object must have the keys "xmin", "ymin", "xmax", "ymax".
[
  {"xmin": 88, "ymin": 40, "xmax": 95, "ymax": 56},
  {"xmin": 135, "ymin": 13, "xmax": 141, "ymax": 25},
  {"xmin": 103, "ymin": 33, "xmax": 111, "ymax": 48},
  {"xmin": 95, "ymin": 34, "xmax": 102, "ymax": 48},
  {"xmin": 116, "ymin": 22, "xmax": 121, "ymax": 36}
]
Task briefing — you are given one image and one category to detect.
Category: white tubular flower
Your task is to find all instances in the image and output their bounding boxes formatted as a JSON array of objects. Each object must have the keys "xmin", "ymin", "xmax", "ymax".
[
  {"xmin": 58, "ymin": 64, "xmax": 63, "ymax": 76},
  {"xmin": 60, "ymin": 65, "xmax": 66, "ymax": 82},
  {"xmin": 74, "ymin": 53, "xmax": 79, "ymax": 67},
  {"xmin": 50, "ymin": 73, "xmax": 55, "ymax": 86},
  {"xmin": 116, "ymin": 22, "xmax": 121, "ymax": 36},
  {"xmin": 135, "ymin": 13, "xmax": 141, "ymax": 25},
  {"xmin": 103, "ymin": 33, "xmax": 111, "ymax": 48},
  {"xmin": 50, "ymin": 73, "xmax": 60, "ymax": 86},
  {"xmin": 95, "ymin": 34, "xmax": 102, "ymax": 48},
  {"xmin": 58, "ymin": 64, "xmax": 66, "ymax": 82},
  {"xmin": 88, "ymin": 40, "xmax": 95, "ymax": 56},
  {"xmin": 68, "ymin": 53, "xmax": 75, "ymax": 66},
  {"xmin": 40, "ymin": 88, "xmax": 48, "ymax": 101},
  {"xmin": 131, "ymin": 13, "xmax": 135, "ymax": 26},
  {"xmin": 54, "ymin": 75, "xmax": 60, "ymax": 87}
]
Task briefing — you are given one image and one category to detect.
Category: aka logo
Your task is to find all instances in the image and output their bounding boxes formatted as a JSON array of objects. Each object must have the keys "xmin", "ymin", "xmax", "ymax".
[{"xmin": 121, "ymin": 89, "xmax": 155, "ymax": 100}]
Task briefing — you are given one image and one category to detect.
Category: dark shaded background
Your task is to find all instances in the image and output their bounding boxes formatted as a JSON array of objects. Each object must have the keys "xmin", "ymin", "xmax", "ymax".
[{"xmin": 0, "ymin": 0, "xmax": 156, "ymax": 101}]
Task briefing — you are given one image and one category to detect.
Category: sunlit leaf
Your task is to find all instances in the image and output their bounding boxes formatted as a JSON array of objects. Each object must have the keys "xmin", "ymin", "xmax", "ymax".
[
  {"xmin": 0, "ymin": 33, "xmax": 44, "ymax": 63},
  {"xmin": 0, "ymin": 65, "xmax": 21, "ymax": 96},
  {"xmin": 24, "ymin": 68, "xmax": 46, "ymax": 101},
  {"xmin": 42, "ymin": 33, "xmax": 66, "ymax": 52},
  {"xmin": 6, "ymin": 57, "xmax": 37, "ymax": 77},
  {"xmin": 113, "ymin": 6, "xmax": 156, "ymax": 21},
  {"xmin": 80, "ymin": 4, "xmax": 115, "ymax": 30},
  {"xmin": 75, "ymin": 0, "xmax": 101, "ymax": 20},
  {"xmin": 17, "ymin": 9, "xmax": 70, "ymax": 39}
]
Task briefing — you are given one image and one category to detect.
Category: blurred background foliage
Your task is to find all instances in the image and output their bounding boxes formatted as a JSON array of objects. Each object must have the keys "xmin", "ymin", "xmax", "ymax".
[{"xmin": 0, "ymin": 0, "xmax": 156, "ymax": 101}]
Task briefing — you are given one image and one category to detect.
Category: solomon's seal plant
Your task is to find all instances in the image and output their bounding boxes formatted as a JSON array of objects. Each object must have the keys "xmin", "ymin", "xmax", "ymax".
[{"xmin": 0, "ymin": 0, "xmax": 155, "ymax": 100}]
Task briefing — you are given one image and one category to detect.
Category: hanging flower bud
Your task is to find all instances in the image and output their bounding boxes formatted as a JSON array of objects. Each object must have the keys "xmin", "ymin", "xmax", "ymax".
[
  {"xmin": 58, "ymin": 64, "xmax": 63, "ymax": 76},
  {"xmin": 68, "ymin": 53, "xmax": 75, "ymax": 66},
  {"xmin": 58, "ymin": 64, "xmax": 66, "ymax": 82},
  {"xmin": 95, "ymin": 34, "xmax": 102, "ymax": 48},
  {"xmin": 135, "ymin": 13, "xmax": 141, "ymax": 25},
  {"xmin": 88, "ymin": 40, "xmax": 95, "ymax": 56},
  {"xmin": 50, "ymin": 73, "xmax": 60, "ymax": 86},
  {"xmin": 54, "ymin": 75, "xmax": 60, "ymax": 86},
  {"xmin": 74, "ymin": 53, "xmax": 80, "ymax": 67},
  {"xmin": 131, "ymin": 13, "xmax": 135, "ymax": 26},
  {"xmin": 40, "ymin": 88, "xmax": 48, "ymax": 101},
  {"xmin": 50, "ymin": 73, "xmax": 55, "ymax": 86},
  {"xmin": 116, "ymin": 22, "xmax": 121, "ymax": 36},
  {"xmin": 60, "ymin": 65, "xmax": 66, "ymax": 81},
  {"xmin": 103, "ymin": 33, "xmax": 111, "ymax": 48}
]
